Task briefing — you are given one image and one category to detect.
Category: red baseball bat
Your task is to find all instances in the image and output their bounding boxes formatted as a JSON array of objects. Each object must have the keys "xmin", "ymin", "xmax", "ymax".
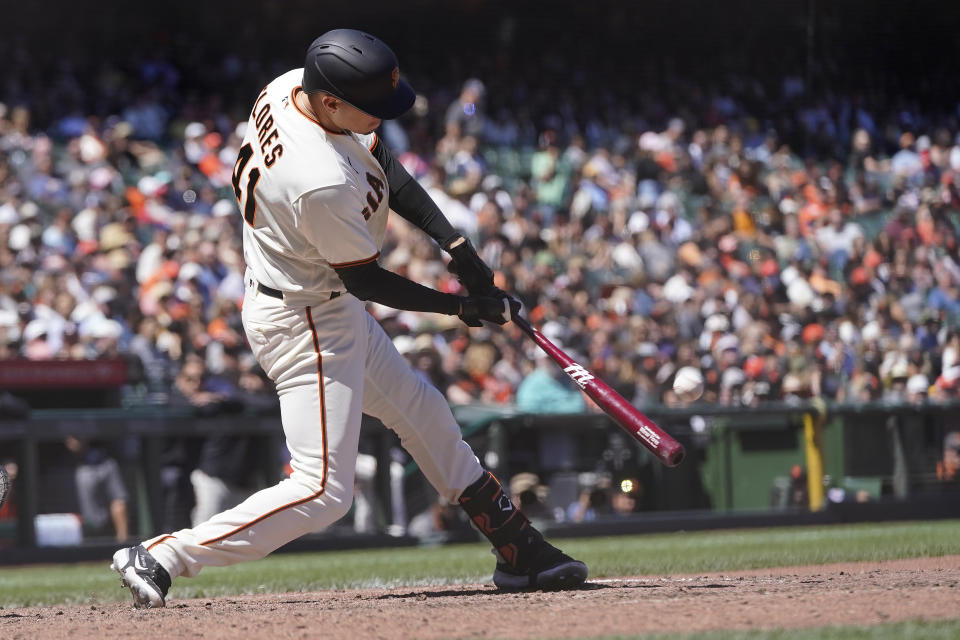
[{"xmin": 512, "ymin": 314, "xmax": 685, "ymax": 467}]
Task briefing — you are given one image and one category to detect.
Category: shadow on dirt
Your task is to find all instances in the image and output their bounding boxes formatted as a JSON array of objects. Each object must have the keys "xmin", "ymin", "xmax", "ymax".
[
  {"xmin": 369, "ymin": 581, "xmax": 665, "ymax": 601},
  {"xmin": 687, "ymin": 584, "xmax": 736, "ymax": 589}
]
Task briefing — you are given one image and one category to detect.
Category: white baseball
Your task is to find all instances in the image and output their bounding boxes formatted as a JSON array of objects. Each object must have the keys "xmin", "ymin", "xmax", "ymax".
[{"xmin": 673, "ymin": 366, "xmax": 704, "ymax": 402}]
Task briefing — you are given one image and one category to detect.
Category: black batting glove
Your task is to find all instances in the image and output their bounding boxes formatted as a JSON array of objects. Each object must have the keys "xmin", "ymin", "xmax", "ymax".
[
  {"xmin": 458, "ymin": 294, "xmax": 521, "ymax": 327},
  {"xmin": 446, "ymin": 235, "xmax": 496, "ymax": 296},
  {"xmin": 489, "ymin": 288, "xmax": 523, "ymax": 317}
]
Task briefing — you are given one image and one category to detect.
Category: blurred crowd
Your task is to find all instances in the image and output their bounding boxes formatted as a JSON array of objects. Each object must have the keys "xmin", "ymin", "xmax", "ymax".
[{"xmin": 3, "ymin": 25, "xmax": 960, "ymax": 415}]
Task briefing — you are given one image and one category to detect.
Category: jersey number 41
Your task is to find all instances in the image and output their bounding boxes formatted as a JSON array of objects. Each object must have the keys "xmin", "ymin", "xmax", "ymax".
[{"xmin": 232, "ymin": 143, "xmax": 260, "ymax": 226}]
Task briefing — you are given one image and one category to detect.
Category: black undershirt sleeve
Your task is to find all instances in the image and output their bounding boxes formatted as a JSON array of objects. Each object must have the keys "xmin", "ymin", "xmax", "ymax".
[
  {"xmin": 370, "ymin": 136, "xmax": 461, "ymax": 248},
  {"xmin": 334, "ymin": 260, "xmax": 461, "ymax": 315}
]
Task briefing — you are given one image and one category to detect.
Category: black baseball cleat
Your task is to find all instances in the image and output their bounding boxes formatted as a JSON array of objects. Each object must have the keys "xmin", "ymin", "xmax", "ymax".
[
  {"xmin": 459, "ymin": 470, "xmax": 588, "ymax": 591},
  {"xmin": 492, "ymin": 537, "xmax": 588, "ymax": 591},
  {"xmin": 110, "ymin": 545, "xmax": 171, "ymax": 608}
]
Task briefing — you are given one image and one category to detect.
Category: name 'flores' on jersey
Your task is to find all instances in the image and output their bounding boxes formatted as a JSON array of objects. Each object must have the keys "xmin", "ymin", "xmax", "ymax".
[
  {"xmin": 231, "ymin": 80, "xmax": 391, "ymax": 255},
  {"xmin": 233, "ymin": 85, "xmax": 284, "ymax": 227}
]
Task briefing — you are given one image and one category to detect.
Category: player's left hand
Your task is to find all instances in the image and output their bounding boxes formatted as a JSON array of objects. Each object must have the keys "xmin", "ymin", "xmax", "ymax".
[
  {"xmin": 458, "ymin": 293, "xmax": 521, "ymax": 327},
  {"xmin": 446, "ymin": 235, "xmax": 496, "ymax": 296},
  {"xmin": 495, "ymin": 290, "xmax": 523, "ymax": 322}
]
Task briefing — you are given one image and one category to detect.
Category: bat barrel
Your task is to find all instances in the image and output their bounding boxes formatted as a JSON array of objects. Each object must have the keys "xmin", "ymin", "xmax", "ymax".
[
  {"xmin": 594, "ymin": 381, "xmax": 684, "ymax": 467},
  {"xmin": 513, "ymin": 313, "xmax": 686, "ymax": 468}
]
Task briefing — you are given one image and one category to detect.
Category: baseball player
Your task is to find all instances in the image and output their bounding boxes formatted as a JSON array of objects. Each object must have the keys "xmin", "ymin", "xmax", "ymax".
[{"xmin": 112, "ymin": 29, "xmax": 587, "ymax": 608}]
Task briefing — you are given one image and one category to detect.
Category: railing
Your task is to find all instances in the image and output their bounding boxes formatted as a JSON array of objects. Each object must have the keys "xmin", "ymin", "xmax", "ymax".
[
  {"xmin": 456, "ymin": 400, "xmax": 959, "ymax": 510},
  {"xmin": 1, "ymin": 401, "xmax": 958, "ymax": 548}
]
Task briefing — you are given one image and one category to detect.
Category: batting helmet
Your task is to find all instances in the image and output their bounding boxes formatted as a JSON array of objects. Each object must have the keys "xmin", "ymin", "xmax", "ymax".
[{"xmin": 302, "ymin": 29, "xmax": 415, "ymax": 120}]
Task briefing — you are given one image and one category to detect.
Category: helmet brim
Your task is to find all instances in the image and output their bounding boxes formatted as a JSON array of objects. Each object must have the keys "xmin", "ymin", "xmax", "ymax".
[{"xmin": 353, "ymin": 79, "xmax": 416, "ymax": 120}]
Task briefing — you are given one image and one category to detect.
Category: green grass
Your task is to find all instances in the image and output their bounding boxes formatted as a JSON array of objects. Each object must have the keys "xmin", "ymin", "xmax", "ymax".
[
  {"xmin": 1, "ymin": 520, "xmax": 958, "ymax": 607},
  {"xmin": 580, "ymin": 619, "xmax": 960, "ymax": 640}
]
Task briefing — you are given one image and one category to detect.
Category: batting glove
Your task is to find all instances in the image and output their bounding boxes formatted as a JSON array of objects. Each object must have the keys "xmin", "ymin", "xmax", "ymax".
[
  {"xmin": 458, "ymin": 294, "xmax": 521, "ymax": 327},
  {"xmin": 446, "ymin": 235, "xmax": 496, "ymax": 296}
]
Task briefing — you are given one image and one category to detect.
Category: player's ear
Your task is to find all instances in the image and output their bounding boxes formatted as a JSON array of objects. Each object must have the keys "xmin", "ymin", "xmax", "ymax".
[{"xmin": 319, "ymin": 94, "xmax": 341, "ymax": 113}]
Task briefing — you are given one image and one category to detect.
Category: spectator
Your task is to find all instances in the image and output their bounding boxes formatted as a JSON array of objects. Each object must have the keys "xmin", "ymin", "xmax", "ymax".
[
  {"xmin": 530, "ymin": 130, "xmax": 572, "ymax": 218},
  {"xmin": 406, "ymin": 494, "xmax": 472, "ymax": 542},
  {"xmin": 444, "ymin": 78, "xmax": 486, "ymax": 141},
  {"xmin": 190, "ymin": 352, "xmax": 274, "ymax": 525},
  {"xmin": 566, "ymin": 476, "xmax": 612, "ymax": 523},
  {"xmin": 906, "ymin": 374, "xmax": 929, "ymax": 404},
  {"xmin": 814, "ymin": 208, "xmax": 863, "ymax": 273},
  {"xmin": 166, "ymin": 353, "xmax": 260, "ymax": 526},
  {"xmin": 611, "ymin": 478, "xmax": 642, "ymax": 517},
  {"xmin": 190, "ymin": 436, "xmax": 259, "ymax": 527},
  {"xmin": 508, "ymin": 472, "xmax": 551, "ymax": 522},
  {"xmin": 445, "ymin": 135, "xmax": 484, "ymax": 198},
  {"xmin": 516, "ymin": 350, "xmax": 587, "ymax": 414},
  {"xmin": 63, "ymin": 436, "xmax": 129, "ymax": 541},
  {"xmin": 3, "ymin": 6, "xmax": 960, "ymax": 416},
  {"xmin": 936, "ymin": 432, "xmax": 960, "ymax": 484}
]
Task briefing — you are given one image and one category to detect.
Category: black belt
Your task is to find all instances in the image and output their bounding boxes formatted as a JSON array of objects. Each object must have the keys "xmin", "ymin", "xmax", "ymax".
[{"xmin": 257, "ymin": 282, "xmax": 341, "ymax": 301}]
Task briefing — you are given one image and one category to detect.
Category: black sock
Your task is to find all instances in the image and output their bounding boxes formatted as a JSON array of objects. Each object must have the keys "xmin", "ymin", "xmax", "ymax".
[{"xmin": 459, "ymin": 470, "xmax": 541, "ymax": 569}]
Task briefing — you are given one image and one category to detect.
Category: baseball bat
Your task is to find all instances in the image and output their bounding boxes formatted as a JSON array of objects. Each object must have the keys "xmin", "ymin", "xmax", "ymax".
[{"xmin": 512, "ymin": 314, "xmax": 685, "ymax": 468}]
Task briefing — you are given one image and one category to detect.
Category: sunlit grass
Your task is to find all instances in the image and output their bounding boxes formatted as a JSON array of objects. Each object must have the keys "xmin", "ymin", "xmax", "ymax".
[{"xmin": 0, "ymin": 519, "xmax": 957, "ymax": 607}]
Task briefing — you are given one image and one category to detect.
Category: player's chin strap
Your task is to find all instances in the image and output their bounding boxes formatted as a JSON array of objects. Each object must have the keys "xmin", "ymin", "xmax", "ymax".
[{"xmin": 458, "ymin": 470, "xmax": 540, "ymax": 570}]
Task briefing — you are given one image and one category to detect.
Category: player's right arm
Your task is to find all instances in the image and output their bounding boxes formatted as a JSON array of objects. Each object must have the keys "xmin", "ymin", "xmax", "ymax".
[{"xmin": 296, "ymin": 186, "xmax": 509, "ymax": 325}]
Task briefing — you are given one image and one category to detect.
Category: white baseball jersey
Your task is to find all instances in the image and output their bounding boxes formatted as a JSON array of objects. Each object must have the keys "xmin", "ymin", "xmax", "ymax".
[{"xmin": 235, "ymin": 69, "xmax": 390, "ymax": 296}]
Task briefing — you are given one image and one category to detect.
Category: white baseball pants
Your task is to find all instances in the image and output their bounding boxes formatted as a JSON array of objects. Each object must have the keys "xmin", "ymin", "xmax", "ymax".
[{"xmin": 145, "ymin": 279, "xmax": 482, "ymax": 579}]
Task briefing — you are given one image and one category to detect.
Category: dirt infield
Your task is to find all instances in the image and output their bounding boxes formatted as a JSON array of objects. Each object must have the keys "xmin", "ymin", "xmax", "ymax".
[{"xmin": 3, "ymin": 556, "xmax": 958, "ymax": 639}]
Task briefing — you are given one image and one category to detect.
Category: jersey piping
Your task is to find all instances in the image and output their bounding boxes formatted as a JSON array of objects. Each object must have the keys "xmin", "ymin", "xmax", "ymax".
[
  {"xmin": 328, "ymin": 251, "xmax": 381, "ymax": 268},
  {"xmin": 147, "ymin": 534, "xmax": 176, "ymax": 551}
]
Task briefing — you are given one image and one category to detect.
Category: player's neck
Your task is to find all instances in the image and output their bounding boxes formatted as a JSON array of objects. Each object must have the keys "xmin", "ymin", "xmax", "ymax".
[{"xmin": 296, "ymin": 89, "xmax": 344, "ymax": 134}]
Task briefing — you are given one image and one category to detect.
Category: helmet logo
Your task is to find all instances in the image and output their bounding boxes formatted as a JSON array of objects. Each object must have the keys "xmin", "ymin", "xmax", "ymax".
[{"xmin": 391, "ymin": 67, "xmax": 399, "ymax": 90}]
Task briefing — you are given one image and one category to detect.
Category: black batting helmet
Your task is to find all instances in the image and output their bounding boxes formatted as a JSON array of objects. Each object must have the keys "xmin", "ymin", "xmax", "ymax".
[{"xmin": 302, "ymin": 29, "xmax": 415, "ymax": 120}]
